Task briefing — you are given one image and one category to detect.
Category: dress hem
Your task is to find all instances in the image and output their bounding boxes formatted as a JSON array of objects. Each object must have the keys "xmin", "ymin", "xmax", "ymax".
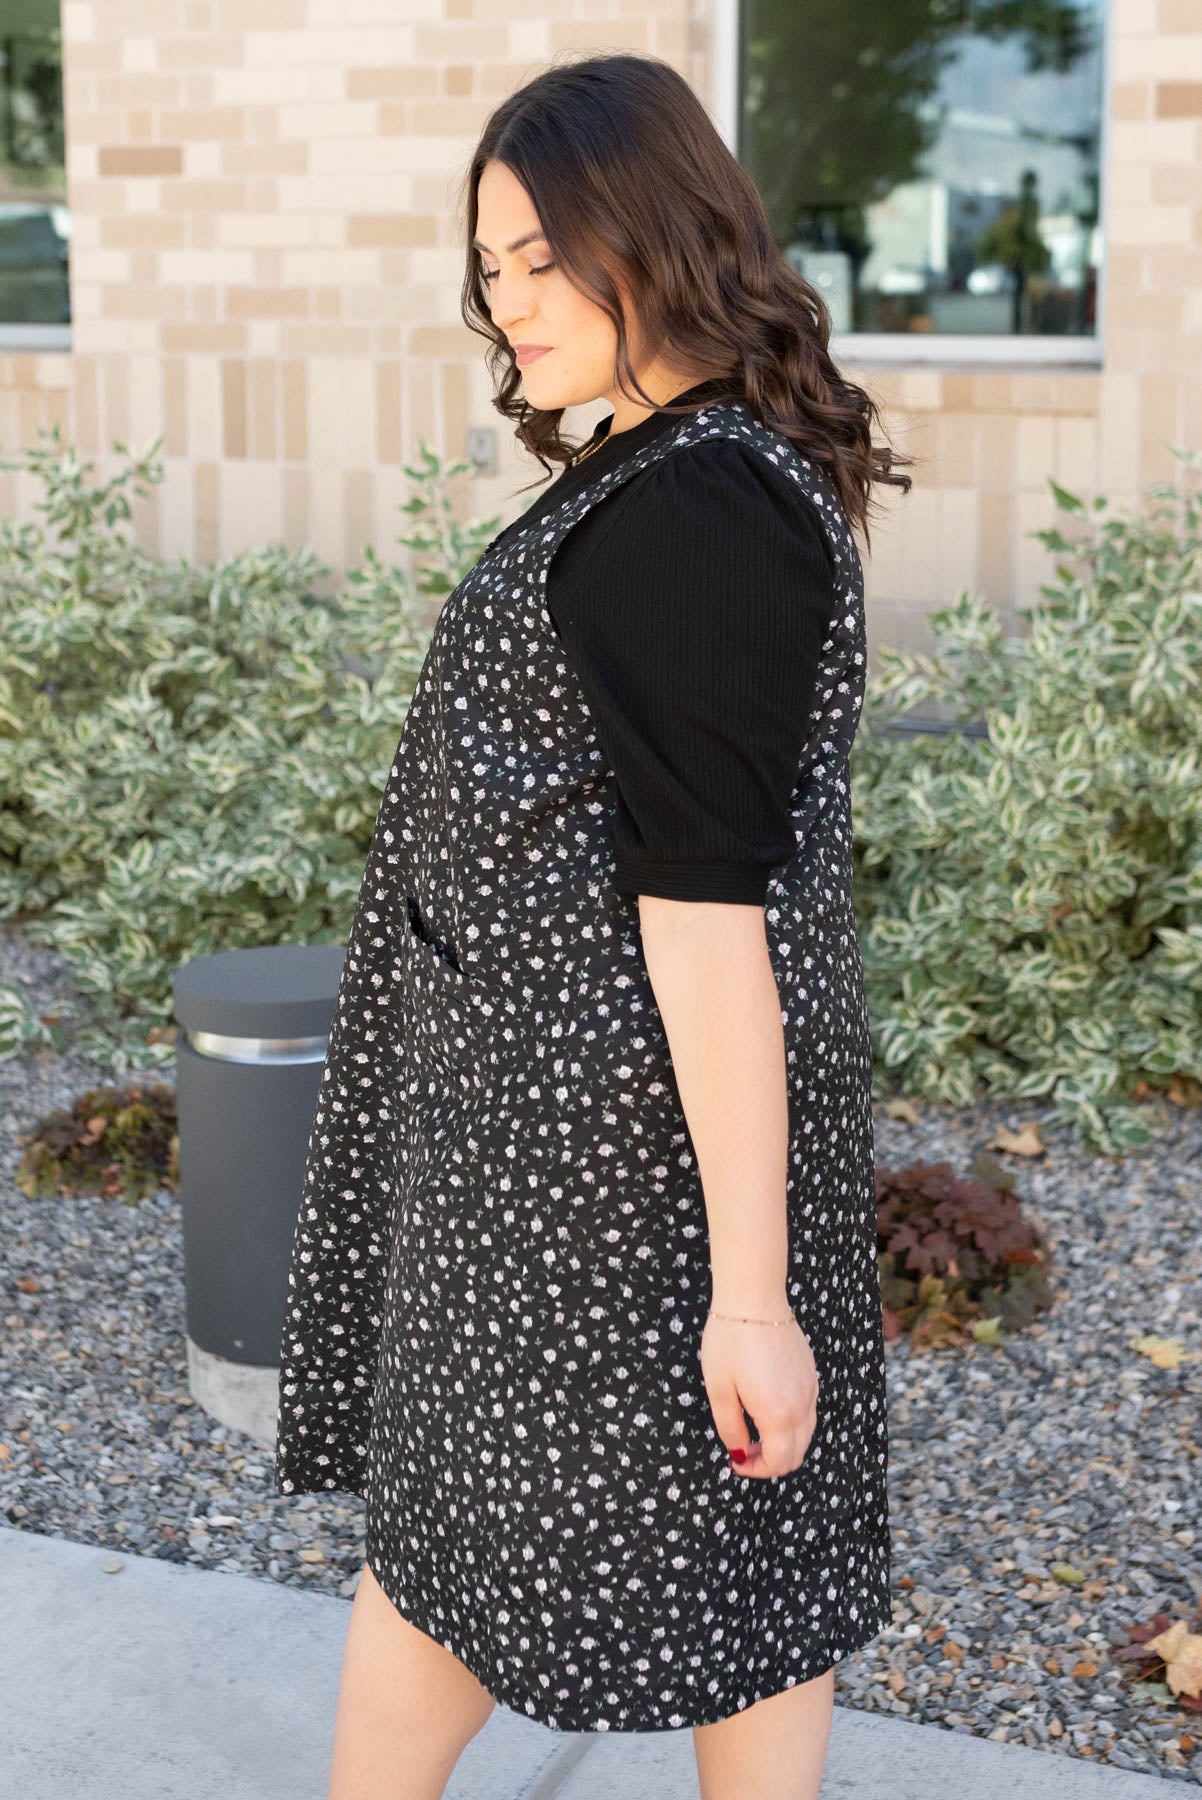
[{"xmin": 363, "ymin": 1552, "xmax": 892, "ymax": 1735}]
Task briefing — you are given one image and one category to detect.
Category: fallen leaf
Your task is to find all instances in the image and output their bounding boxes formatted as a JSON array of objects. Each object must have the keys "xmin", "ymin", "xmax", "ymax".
[
  {"xmin": 989, "ymin": 1122, "xmax": 1045, "ymax": 1157},
  {"xmin": 1132, "ymin": 1335, "xmax": 1192, "ymax": 1370},
  {"xmin": 884, "ymin": 1097, "xmax": 919, "ymax": 1123},
  {"xmin": 1128, "ymin": 1680, "xmax": 1175, "ymax": 1703},
  {"xmin": 1143, "ymin": 1622, "xmax": 1202, "ymax": 1701},
  {"xmin": 971, "ymin": 1315, "xmax": 1006, "ymax": 1346}
]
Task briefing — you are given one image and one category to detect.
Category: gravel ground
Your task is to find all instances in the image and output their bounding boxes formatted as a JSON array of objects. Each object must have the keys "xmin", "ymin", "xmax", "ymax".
[{"xmin": 2, "ymin": 920, "xmax": 1200, "ymax": 1781}]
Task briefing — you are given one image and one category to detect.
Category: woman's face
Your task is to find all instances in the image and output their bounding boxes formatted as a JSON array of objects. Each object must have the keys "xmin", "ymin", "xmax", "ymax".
[{"xmin": 474, "ymin": 159, "xmax": 627, "ymax": 414}]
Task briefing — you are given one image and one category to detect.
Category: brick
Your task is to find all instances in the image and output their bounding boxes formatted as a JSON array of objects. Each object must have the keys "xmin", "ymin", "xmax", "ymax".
[
  {"xmin": 102, "ymin": 216, "xmax": 188, "ymax": 247},
  {"xmin": 1054, "ymin": 416, "xmax": 1101, "ymax": 496},
  {"xmin": 1156, "ymin": 81, "xmax": 1202, "ymax": 115},
  {"xmin": 221, "ymin": 359, "xmax": 246, "ymax": 457},
  {"xmin": 348, "ymin": 214, "xmax": 439, "ymax": 247},
  {"xmin": 278, "ymin": 325, "xmax": 374, "ymax": 354},
  {"xmin": 1111, "ymin": 80, "xmax": 1151, "ymax": 120},
  {"xmin": 249, "ymin": 358, "xmax": 276, "ymax": 458},
  {"xmin": 1159, "ymin": 0, "xmax": 1202, "ymax": 26},
  {"xmin": 222, "ymin": 141, "xmax": 309, "ymax": 174},
  {"xmin": 101, "ymin": 283, "xmax": 189, "ymax": 320},
  {"xmin": 163, "ymin": 357, "xmax": 188, "ymax": 456},
  {"xmin": 344, "ymin": 466, "xmax": 375, "ymax": 566},
  {"xmin": 98, "ymin": 144, "xmax": 183, "ymax": 176},
  {"xmin": 978, "ymin": 414, "xmax": 1017, "ymax": 493},
  {"xmin": 160, "ymin": 178, "xmax": 248, "ymax": 210},
  {"xmin": 1016, "ymin": 414, "xmax": 1056, "ymax": 492},
  {"xmin": 282, "ymin": 465, "xmax": 309, "ymax": 547},
  {"xmin": 940, "ymin": 373, "xmax": 976, "ymax": 412},
  {"xmin": 346, "ymin": 64, "xmax": 434, "ymax": 98},
  {"xmin": 977, "ymin": 492, "xmax": 1014, "ymax": 609},
  {"xmin": 280, "ymin": 359, "xmax": 307, "ymax": 461},
  {"xmin": 215, "ymin": 0, "xmax": 306, "ymax": 25},
  {"xmin": 550, "ymin": 18, "xmax": 651, "ymax": 51},
  {"xmin": 226, "ymin": 285, "xmax": 311, "ymax": 318},
  {"xmin": 409, "ymin": 325, "xmax": 481, "ymax": 358},
  {"xmin": 159, "ymin": 34, "xmax": 245, "ymax": 67},
  {"xmin": 193, "ymin": 462, "xmax": 220, "ymax": 561},
  {"xmin": 160, "ymin": 105, "xmax": 247, "ymax": 138},
  {"xmin": 1151, "ymin": 162, "xmax": 1202, "ymax": 202}
]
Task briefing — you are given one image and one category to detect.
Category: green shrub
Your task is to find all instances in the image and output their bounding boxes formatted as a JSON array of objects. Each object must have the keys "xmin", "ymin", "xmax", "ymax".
[
  {"xmin": 0, "ymin": 425, "xmax": 498, "ymax": 1068},
  {"xmin": 852, "ymin": 448, "xmax": 1202, "ymax": 1153},
  {"xmin": 3, "ymin": 427, "xmax": 1199, "ymax": 1160}
]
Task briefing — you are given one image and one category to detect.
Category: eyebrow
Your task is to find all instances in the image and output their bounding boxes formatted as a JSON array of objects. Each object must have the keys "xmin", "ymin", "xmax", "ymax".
[{"xmin": 471, "ymin": 228, "xmax": 548, "ymax": 255}]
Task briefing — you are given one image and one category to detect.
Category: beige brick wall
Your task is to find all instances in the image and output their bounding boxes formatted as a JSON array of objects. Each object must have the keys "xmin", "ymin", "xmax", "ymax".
[{"xmin": 0, "ymin": 0, "xmax": 1198, "ymax": 663}]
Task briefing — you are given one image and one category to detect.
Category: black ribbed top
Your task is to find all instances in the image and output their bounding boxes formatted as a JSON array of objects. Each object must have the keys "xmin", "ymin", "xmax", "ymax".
[{"xmin": 488, "ymin": 380, "xmax": 837, "ymax": 904}]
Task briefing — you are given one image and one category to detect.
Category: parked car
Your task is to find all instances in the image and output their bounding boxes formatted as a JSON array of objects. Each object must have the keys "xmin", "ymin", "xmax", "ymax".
[{"xmin": 0, "ymin": 202, "xmax": 70, "ymax": 323}]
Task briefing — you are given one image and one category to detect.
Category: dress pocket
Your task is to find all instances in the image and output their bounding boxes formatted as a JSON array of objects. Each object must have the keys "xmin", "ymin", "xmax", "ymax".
[{"xmin": 400, "ymin": 893, "xmax": 485, "ymax": 1093}]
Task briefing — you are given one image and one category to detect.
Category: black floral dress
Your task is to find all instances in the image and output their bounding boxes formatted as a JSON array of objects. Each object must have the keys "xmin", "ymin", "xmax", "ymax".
[{"xmin": 274, "ymin": 398, "xmax": 891, "ymax": 1732}]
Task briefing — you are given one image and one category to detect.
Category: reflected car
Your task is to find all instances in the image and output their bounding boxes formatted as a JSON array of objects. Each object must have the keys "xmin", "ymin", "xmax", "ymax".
[
  {"xmin": 966, "ymin": 262, "xmax": 1017, "ymax": 296},
  {"xmin": 0, "ymin": 203, "xmax": 70, "ymax": 324}
]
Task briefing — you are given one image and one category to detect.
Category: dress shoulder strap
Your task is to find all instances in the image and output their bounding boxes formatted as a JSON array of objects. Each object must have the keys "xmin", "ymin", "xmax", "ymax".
[{"xmin": 546, "ymin": 398, "xmax": 859, "ymax": 584}]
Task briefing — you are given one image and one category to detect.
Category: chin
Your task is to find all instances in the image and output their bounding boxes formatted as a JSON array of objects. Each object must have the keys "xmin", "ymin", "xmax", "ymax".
[
  {"xmin": 517, "ymin": 363, "xmax": 559, "ymax": 391},
  {"xmin": 523, "ymin": 370, "xmax": 596, "ymax": 413}
]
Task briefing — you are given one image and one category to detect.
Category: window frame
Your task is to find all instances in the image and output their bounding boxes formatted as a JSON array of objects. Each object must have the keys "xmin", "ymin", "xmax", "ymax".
[
  {"xmin": 715, "ymin": 0, "xmax": 1113, "ymax": 369},
  {"xmin": 0, "ymin": 16, "xmax": 71, "ymax": 353},
  {"xmin": 0, "ymin": 322, "xmax": 70, "ymax": 350}
]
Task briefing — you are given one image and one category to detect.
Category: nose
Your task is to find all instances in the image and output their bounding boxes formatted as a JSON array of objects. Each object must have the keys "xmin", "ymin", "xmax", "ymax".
[{"xmin": 485, "ymin": 277, "xmax": 536, "ymax": 335}]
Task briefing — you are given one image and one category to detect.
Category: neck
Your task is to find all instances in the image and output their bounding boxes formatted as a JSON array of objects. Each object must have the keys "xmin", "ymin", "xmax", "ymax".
[{"xmin": 603, "ymin": 368, "xmax": 716, "ymax": 437}]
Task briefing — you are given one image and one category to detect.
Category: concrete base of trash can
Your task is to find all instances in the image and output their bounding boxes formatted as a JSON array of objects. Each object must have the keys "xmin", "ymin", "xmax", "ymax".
[{"xmin": 186, "ymin": 1337, "xmax": 279, "ymax": 1449}]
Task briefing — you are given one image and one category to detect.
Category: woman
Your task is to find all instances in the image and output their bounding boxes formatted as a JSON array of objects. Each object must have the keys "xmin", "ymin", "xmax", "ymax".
[{"xmin": 275, "ymin": 49, "xmax": 911, "ymax": 1800}]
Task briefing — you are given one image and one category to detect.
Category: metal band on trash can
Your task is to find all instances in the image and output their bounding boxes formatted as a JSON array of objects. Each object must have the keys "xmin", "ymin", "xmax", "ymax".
[{"xmin": 184, "ymin": 1028, "xmax": 329, "ymax": 1065}]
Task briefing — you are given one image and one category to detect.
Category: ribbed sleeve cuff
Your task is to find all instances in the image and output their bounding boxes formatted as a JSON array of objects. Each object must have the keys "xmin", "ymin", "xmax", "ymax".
[{"xmin": 612, "ymin": 856, "xmax": 773, "ymax": 904}]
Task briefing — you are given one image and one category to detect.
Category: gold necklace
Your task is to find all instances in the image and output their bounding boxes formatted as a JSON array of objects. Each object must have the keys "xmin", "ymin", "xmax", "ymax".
[{"xmin": 572, "ymin": 432, "xmax": 605, "ymax": 469}]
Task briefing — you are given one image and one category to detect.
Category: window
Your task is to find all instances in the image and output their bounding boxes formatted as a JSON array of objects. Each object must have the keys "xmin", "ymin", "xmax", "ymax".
[
  {"xmin": 0, "ymin": 5, "xmax": 68, "ymax": 335},
  {"xmin": 736, "ymin": 0, "xmax": 1107, "ymax": 362}
]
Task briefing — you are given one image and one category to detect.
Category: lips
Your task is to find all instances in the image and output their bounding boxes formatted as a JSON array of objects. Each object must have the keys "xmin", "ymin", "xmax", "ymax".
[{"xmin": 514, "ymin": 345, "xmax": 552, "ymax": 367}]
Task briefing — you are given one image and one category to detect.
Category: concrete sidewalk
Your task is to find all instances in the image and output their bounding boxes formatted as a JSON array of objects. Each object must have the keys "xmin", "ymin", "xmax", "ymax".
[{"xmin": 0, "ymin": 1524, "xmax": 1169, "ymax": 1799}]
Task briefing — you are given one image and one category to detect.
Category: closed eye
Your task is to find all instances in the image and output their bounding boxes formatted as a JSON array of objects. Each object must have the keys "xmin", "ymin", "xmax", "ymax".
[{"xmin": 480, "ymin": 262, "xmax": 557, "ymax": 283}]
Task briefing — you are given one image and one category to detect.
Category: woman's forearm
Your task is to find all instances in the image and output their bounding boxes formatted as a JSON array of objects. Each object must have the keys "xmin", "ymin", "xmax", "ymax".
[{"xmin": 636, "ymin": 894, "xmax": 790, "ymax": 1313}]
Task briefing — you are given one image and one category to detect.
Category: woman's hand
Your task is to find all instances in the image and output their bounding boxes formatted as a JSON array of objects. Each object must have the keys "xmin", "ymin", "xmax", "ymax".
[{"xmin": 700, "ymin": 1309, "xmax": 819, "ymax": 1478}]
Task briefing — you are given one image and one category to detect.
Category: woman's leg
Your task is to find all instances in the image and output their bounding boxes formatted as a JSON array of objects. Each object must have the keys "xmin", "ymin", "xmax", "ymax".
[
  {"xmin": 327, "ymin": 1561, "xmax": 497, "ymax": 1800},
  {"xmin": 691, "ymin": 1668, "xmax": 835, "ymax": 1800}
]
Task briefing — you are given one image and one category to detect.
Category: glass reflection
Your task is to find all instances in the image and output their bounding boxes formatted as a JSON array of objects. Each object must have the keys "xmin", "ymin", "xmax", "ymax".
[
  {"xmin": 0, "ymin": 6, "xmax": 68, "ymax": 326},
  {"xmin": 741, "ymin": 0, "xmax": 1104, "ymax": 337}
]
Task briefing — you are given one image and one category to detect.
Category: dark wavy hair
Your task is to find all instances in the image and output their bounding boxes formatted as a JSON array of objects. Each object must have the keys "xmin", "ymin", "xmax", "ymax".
[{"xmin": 459, "ymin": 50, "xmax": 913, "ymax": 550}]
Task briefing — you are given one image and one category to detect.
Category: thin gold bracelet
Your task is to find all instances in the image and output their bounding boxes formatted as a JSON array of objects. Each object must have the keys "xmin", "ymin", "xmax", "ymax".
[{"xmin": 709, "ymin": 1308, "xmax": 795, "ymax": 1326}]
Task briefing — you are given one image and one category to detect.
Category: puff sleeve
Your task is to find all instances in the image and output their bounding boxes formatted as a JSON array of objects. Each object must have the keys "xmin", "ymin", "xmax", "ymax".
[{"xmin": 545, "ymin": 439, "xmax": 837, "ymax": 904}]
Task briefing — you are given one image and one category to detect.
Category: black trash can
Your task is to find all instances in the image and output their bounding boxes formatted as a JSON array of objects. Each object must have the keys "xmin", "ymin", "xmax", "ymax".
[{"xmin": 172, "ymin": 943, "xmax": 344, "ymax": 1447}]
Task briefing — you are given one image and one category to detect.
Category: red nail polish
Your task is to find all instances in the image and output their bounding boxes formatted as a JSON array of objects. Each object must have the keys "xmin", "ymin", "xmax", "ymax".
[{"xmin": 730, "ymin": 1447, "xmax": 746, "ymax": 1464}]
